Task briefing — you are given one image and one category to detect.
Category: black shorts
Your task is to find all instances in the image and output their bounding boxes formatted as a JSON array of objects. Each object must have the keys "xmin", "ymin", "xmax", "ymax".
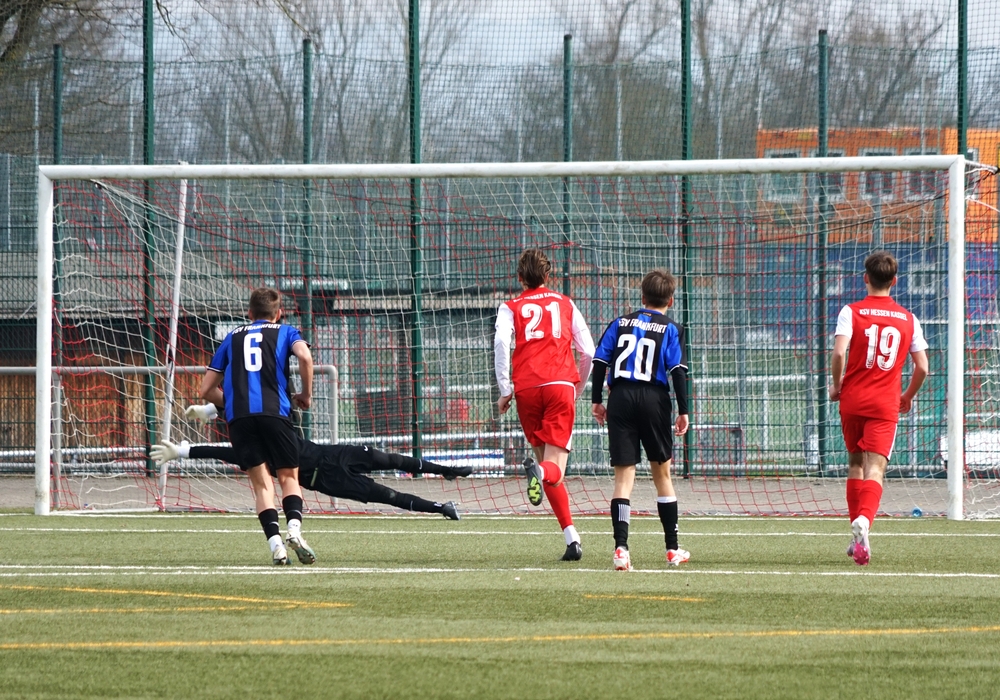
[
  {"xmin": 606, "ymin": 381, "xmax": 675, "ymax": 466},
  {"xmin": 308, "ymin": 445, "xmax": 379, "ymax": 502},
  {"xmin": 228, "ymin": 415, "xmax": 300, "ymax": 473}
]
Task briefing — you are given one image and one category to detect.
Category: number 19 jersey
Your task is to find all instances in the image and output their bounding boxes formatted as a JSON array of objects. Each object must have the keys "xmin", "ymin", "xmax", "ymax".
[
  {"xmin": 836, "ymin": 295, "xmax": 928, "ymax": 422},
  {"xmin": 209, "ymin": 321, "xmax": 306, "ymax": 423}
]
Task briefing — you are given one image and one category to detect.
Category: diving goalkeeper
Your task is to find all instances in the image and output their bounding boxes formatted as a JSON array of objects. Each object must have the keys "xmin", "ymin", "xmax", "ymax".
[{"xmin": 151, "ymin": 403, "xmax": 472, "ymax": 520}]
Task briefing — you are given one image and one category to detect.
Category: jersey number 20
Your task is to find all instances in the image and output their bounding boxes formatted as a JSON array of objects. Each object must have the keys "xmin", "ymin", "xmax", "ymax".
[
  {"xmin": 243, "ymin": 332, "xmax": 264, "ymax": 372},
  {"xmin": 614, "ymin": 335, "xmax": 655, "ymax": 381},
  {"xmin": 863, "ymin": 324, "xmax": 900, "ymax": 370}
]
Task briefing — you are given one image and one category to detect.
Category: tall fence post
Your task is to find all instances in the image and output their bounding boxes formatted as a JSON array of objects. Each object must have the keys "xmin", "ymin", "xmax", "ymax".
[
  {"xmin": 408, "ymin": 0, "xmax": 424, "ymax": 459},
  {"xmin": 141, "ymin": 0, "xmax": 157, "ymax": 477},
  {"xmin": 957, "ymin": 0, "xmax": 968, "ymax": 157},
  {"xmin": 562, "ymin": 33, "xmax": 573, "ymax": 297},
  {"xmin": 680, "ymin": 0, "xmax": 694, "ymax": 475},
  {"xmin": 816, "ymin": 29, "xmax": 830, "ymax": 476},
  {"xmin": 301, "ymin": 37, "xmax": 314, "ymax": 439}
]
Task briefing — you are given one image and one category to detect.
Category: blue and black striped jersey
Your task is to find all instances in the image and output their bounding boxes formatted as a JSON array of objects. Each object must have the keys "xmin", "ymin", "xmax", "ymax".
[
  {"xmin": 209, "ymin": 321, "xmax": 305, "ymax": 423},
  {"xmin": 593, "ymin": 309, "xmax": 686, "ymax": 389}
]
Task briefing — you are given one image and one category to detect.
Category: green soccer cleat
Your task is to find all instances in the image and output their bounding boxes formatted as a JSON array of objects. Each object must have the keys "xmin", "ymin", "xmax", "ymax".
[{"xmin": 523, "ymin": 458, "xmax": 543, "ymax": 506}]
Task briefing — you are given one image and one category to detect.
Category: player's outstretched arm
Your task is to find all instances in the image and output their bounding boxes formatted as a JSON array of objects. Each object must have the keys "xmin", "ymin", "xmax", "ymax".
[
  {"xmin": 291, "ymin": 340, "xmax": 313, "ymax": 409},
  {"xmin": 150, "ymin": 439, "xmax": 190, "ymax": 466},
  {"xmin": 900, "ymin": 349, "xmax": 929, "ymax": 413}
]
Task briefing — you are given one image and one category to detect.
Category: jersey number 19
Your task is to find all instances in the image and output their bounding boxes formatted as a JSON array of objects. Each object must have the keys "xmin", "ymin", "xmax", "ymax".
[{"xmin": 863, "ymin": 324, "xmax": 900, "ymax": 371}]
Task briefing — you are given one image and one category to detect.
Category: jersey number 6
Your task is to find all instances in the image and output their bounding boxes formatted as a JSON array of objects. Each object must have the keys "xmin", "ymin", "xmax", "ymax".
[
  {"xmin": 243, "ymin": 332, "xmax": 264, "ymax": 372},
  {"xmin": 863, "ymin": 323, "xmax": 900, "ymax": 371}
]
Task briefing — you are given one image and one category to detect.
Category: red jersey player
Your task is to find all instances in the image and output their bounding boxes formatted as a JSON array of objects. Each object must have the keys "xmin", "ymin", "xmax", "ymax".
[
  {"xmin": 494, "ymin": 248, "xmax": 595, "ymax": 560},
  {"xmin": 829, "ymin": 251, "xmax": 929, "ymax": 566}
]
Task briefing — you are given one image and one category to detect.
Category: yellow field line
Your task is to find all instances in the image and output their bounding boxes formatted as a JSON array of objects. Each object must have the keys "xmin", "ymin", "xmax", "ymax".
[
  {"xmin": 583, "ymin": 594, "xmax": 708, "ymax": 603},
  {"xmin": 0, "ymin": 584, "xmax": 348, "ymax": 609},
  {"xmin": 0, "ymin": 606, "xmax": 303, "ymax": 615},
  {"xmin": 3, "ymin": 625, "xmax": 1000, "ymax": 651}
]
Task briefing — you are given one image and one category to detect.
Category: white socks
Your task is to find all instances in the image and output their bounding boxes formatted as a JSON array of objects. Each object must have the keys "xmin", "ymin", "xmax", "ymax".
[
  {"xmin": 267, "ymin": 534, "xmax": 283, "ymax": 552},
  {"xmin": 563, "ymin": 525, "xmax": 580, "ymax": 546},
  {"xmin": 287, "ymin": 519, "xmax": 302, "ymax": 539}
]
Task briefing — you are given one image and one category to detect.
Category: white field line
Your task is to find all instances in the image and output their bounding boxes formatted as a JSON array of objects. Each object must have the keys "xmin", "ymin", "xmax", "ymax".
[
  {"xmin": 0, "ymin": 513, "xmax": 861, "ymax": 521},
  {"xmin": 1, "ymin": 564, "xmax": 999, "ymax": 579},
  {"xmin": 2, "ymin": 527, "xmax": 1000, "ymax": 538}
]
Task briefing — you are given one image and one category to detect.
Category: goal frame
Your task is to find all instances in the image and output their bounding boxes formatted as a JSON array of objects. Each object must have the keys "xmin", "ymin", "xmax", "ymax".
[{"xmin": 35, "ymin": 155, "xmax": 967, "ymax": 517}]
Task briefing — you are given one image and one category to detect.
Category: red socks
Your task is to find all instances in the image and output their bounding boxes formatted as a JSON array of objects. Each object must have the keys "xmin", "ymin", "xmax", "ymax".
[
  {"xmin": 846, "ymin": 478, "xmax": 864, "ymax": 522},
  {"xmin": 542, "ymin": 481, "xmax": 573, "ymax": 530},
  {"xmin": 856, "ymin": 480, "xmax": 883, "ymax": 525}
]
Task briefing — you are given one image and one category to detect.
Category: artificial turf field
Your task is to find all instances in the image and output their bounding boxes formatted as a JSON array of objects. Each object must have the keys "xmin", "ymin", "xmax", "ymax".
[{"xmin": 1, "ymin": 513, "xmax": 1000, "ymax": 699}]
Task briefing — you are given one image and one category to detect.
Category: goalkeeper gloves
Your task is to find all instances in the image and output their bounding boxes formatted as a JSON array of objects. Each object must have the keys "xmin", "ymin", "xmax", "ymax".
[
  {"xmin": 150, "ymin": 439, "xmax": 190, "ymax": 466},
  {"xmin": 184, "ymin": 403, "xmax": 219, "ymax": 423}
]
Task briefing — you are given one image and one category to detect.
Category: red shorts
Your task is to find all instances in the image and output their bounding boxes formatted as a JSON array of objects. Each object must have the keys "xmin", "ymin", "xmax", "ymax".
[
  {"xmin": 840, "ymin": 414, "xmax": 898, "ymax": 460},
  {"xmin": 515, "ymin": 384, "xmax": 576, "ymax": 451}
]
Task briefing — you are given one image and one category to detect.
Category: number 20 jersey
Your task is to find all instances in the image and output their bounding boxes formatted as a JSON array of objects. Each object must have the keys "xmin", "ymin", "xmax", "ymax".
[
  {"xmin": 209, "ymin": 321, "xmax": 305, "ymax": 423},
  {"xmin": 593, "ymin": 309, "xmax": 686, "ymax": 389},
  {"xmin": 836, "ymin": 295, "xmax": 928, "ymax": 422}
]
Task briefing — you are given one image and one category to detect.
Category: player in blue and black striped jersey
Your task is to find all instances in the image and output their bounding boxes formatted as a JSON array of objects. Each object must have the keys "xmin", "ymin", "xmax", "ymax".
[
  {"xmin": 200, "ymin": 287, "xmax": 316, "ymax": 566},
  {"xmin": 591, "ymin": 270, "xmax": 691, "ymax": 571}
]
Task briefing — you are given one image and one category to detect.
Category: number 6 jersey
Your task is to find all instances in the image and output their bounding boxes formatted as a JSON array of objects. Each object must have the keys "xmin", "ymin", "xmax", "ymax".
[
  {"xmin": 835, "ymin": 295, "xmax": 929, "ymax": 421},
  {"xmin": 209, "ymin": 321, "xmax": 306, "ymax": 423},
  {"xmin": 494, "ymin": 287, "xmax": 595, "ymax": 397}
]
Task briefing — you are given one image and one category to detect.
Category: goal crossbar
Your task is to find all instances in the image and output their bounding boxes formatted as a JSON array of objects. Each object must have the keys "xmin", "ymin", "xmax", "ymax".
[{"xmin": 35, "ymin": 156, "xmax": 968, "ymax": 517}]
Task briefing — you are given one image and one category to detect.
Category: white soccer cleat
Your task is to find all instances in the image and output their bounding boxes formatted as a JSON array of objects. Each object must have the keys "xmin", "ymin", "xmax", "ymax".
[
  {"xmin": 286, "ymin": 534, "xmax": 316, "ymax": 565},
  {"xmin": 851, "ymin": 517, "xmax": 871, "ymax": 566},
  {"xmin": 666, "ymin": 548, "xmax": 690, "ymax": 566},
  {"xmin": 272, "ymin": 542, "xmax": 291, "ymax": 566},
  {"xmin": 613, "ymin": 546, "xmax": 633, "ymax": 571}
]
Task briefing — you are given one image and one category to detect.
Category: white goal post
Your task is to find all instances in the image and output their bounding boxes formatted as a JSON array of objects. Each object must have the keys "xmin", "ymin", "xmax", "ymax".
[{"xmin": 35, "ymin": 156, "xmax": 968, "ymax": 517}]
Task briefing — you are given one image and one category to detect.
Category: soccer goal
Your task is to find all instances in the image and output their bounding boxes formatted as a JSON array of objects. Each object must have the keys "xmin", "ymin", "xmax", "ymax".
[{"xmin": 33, "ymin": 156, "xmax": 997, "ymax": 517}]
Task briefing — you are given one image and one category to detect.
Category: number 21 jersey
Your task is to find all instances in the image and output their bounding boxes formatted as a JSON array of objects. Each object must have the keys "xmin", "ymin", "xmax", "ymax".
[
  {"xmin": 494, "ymin": 287, "xmax": 593, "ymax": 395},
  {"xmin": 209, "ymin": 321, "xmax": 305, "ymax": 423},
  {"xmin": 836, "ymin": 295, "xmax": 928, "ymax": 421}
]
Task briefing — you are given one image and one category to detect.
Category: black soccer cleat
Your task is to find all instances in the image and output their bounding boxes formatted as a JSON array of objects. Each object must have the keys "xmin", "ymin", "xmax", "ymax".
[
  {"xmin": 523, "ymin": 458, "xmax": 543, "ymax": 506},
  {"xmin": 441, "ymin": 501, "xmax": 461, "ymax": 521},
  {"xmin": 561, "ymin": 541, "xmax": 583, "ymax": 561},
  {"xmin": 442, "ymin": 466, "xmax": 473, "ymax": 481}
]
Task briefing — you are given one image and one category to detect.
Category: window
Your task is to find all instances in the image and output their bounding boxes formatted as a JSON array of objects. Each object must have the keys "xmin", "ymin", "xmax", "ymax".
[
  {"xmin": 808, "ymin": 149, "xmax": 845, "ymax": 202},
  {"xmin": 966, "ymin": 148, "xmax": 981, "ymax": 200},
  {"xmin": 764, "ymin": 150, "xmax": 802, "ymax": 203},
  {"xmin": 904, "ymin": 148, "xmax": 941, "ymax": 200},
  {"xmin": 860, "ymin": 149, "xmax": 896, "ymax": 201}
]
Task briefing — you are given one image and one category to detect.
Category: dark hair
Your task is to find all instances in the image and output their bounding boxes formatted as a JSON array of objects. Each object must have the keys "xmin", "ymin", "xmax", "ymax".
[
  {"xmin": 248, "ymin": 287, "xmax": 281, "ymax": 320},
  {"xmin": 641, "ymin": 269, "xmax": 676, "ymax": 308},
  {"xmin": 864, "ymin": 250, "xmax": 897, "ymax": 290},
  {"xmin": 517, "ymin": 249, "xmax": 551, "ymax": 289}
]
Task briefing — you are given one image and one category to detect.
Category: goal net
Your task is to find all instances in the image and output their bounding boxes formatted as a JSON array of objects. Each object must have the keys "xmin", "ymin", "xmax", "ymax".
[{"xmin": 33, "ymin": 157, "xmax": 997, "ymax": 517}]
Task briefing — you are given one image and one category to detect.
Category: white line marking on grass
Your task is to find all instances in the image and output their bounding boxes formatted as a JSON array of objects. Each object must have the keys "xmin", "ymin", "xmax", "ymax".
[
  {"xmin": 2, "ymin": 564, "xmax": 1000, "ymax": 579},
  {"xmin": 4, "ymin": 527, "xmax": 1000, "ymax": 539}
]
